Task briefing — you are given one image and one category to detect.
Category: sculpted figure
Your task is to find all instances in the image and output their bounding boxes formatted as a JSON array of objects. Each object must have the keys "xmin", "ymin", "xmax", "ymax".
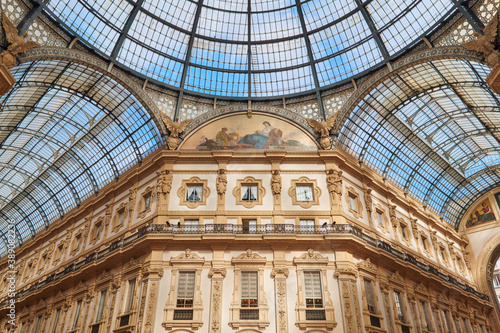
[
  {"xmin": 307, "ymin": 112, "xmax": 338, "ymax": 149},
  {"xmin": 161, "ymin": 113, "xmax": 191, "ymax": 149}
]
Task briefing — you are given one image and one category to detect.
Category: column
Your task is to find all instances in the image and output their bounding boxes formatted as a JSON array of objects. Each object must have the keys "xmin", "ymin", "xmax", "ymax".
[
  {"xmin": 271, "ymin": 268, "xmax": 289, "ymax": 333},
  {"xmin": 208, "ymin": 268, "xmax": 227, "ymax": 333}
]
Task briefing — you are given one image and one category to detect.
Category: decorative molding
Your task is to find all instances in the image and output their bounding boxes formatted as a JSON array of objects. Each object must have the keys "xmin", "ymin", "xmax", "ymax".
[
  {"xmin": 170, "ymin": 248, "xmax": 205, "ymax": 265},
  {"xmin": 138, "ymin": 185, "xmax": 155, "ymax": 219},
  {"xmin": 232, "ymin": 176, "xmax": 266, "ymax": 208},
  {"xmin": 288, "ymin": 176, "xmax": 321, "ymax": 209},
  {"xmin": 177, "ymin": 176, "xmax": 210, "ymax": 209},
  {"xmin": 345, "ymin": 186, "xmax": 363, "ymax": 219}
]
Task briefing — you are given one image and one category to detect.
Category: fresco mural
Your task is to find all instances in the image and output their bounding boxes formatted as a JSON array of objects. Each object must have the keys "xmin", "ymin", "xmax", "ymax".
[
  {"xmin": 465, "ymin": 198, "xmax": 496, "ymax": 228},
  {"xmin": 180, "ymin": 114, "xmax": 318, "ymax": 151}
]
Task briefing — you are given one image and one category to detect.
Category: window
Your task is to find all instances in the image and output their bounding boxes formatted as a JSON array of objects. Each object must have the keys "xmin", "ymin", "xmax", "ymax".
[
  {"xmin": 296, "ymin": 185, "xmax": 313, "ymax": 201},
  {"xmin": 50, "ymin": 308, "xmax": 61, "ymax": 333},
  {"xmin": 56, "ymin": 244, "xmax": 64, "ymax": 261},
  {"xmin": 176, "ymin": 272, "xmax": 195, "ymax": 309},
  {"xmin": 186, "ymin": 185, "xmax": 203, "ymax": 201},
  {"xmin": 494, "ymin": 275, "xmax": 500, "ymax": 287},
  {"xmin": 72, "ymin": 299, "xmax": 83, "ymax": 330},
  {"xmin": 242, "ymin": 185, "xmax": 258, "ymax": 201},
  {"xmin": 442, "ymin": 309, "xmax": 453, "ymax": 333},
  {"xmin": 124, "ymin": 279, "xmax": 136, "ymax": 313},
  {"xmin": 144, "ymin": 193, "xmax": 151, "ymax": 210},
  {"xmin": 117, "ymin": 209, "xmax": 125, "ymax": 226},
  {"xmin": 19, "ymin": 322, "xmax": 25, "ymax": 333},
  {"xmin": 462, "ymin": 317, "xmax": 471, "ymax": 333},
  {"xmin": 349, "ymin": 194, "xmax": 357, "ymax": 211},
  {"xmin": 440, "ymin": 246, "xmax": 449, "ymax": 265},
  {"xmin": 421, "ymin": 236, "xmax": 428, "ymax": 251},
  {"xmin": 241, "ymin": 271, "xmax": 258, "ymax": 308},
  {"xmin": 376, "ymin": 211, "xmax": 384, "ymax": 227},
  {"xmin": 401, "ymin": 224, "xmax": 407, "ymax": 239},
  {"xmin": 420, "ymin": 301, "xmax": 432, "ymax": 331},
  {"xmin": 394, "ymin": 291, "xmax": 406, "ymax": 323},
  {"xmin": 96, "ymin": 289, "xmax": 108, "ymax": 322},
  {"xmin": 289, "ymin": 177, "xmax": 320, "ymax": 208},
  {"xmin": 364, "ymin": 279, "xmax": 377, "ymax": 314},
  {"xmin": 74, "ymin": 235, "xmax": 82, "ymax": 251},
  {"xmin": 479, "ymin": 324, "xmax": 486, "ymax": 333},
  {"xmin": 34, "ymin": 315, "xmax": 42, "ymax": 333},
  {"xmin": 304, "ymin": 271, "xmax": 323, "ymax": 308},
  {"xmin": 178, "ymin": 177, "xmax": 210, "ymax": 208},
  {"xmin": 242, "ymin": 219, "xmax": 257, "ymax": 234},
  {"xmin": 299, "ymin": 219, "xmax": 315, "ymax": 234}
]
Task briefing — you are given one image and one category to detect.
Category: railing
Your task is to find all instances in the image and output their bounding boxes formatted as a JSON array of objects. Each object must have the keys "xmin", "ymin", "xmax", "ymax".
[
  {"xmin": 305, "ymin": 309, "xmax": 326, "ymax": 320},
  {"xmin": 239, "ymin": 309, "xmax": 259, "ymax": 320},
  {"xmin": 1, "ymin": 222, "xmax": 489, "ymax": 307},
  {"xmin": 173, "ymin": 309, "xmax": 193, "ymax": 320}
]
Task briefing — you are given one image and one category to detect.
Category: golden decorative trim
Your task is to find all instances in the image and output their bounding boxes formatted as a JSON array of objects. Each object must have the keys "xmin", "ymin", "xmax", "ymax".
[
  {"xmin": 288, "ymin": 176, "xmax": 321, "ymax": 209},
  {"xmin": 345, "ymin": 186, "xmax": 363, "ymax": 219},
  {"xmin": 232, "ymin": 176, "xmax": 266, "ymax": 208},
  {"xmin": 177, "ymin": 176, "xmax": 210, "ymax": 209}
]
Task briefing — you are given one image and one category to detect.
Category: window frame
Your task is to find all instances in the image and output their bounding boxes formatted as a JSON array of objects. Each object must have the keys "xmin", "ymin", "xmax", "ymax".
[
  {"xmin": 288, "ymin": 177, "xmax": 321, "ymax": 209},
  {"xmin": 344, "ymin": 186, "xmax": 363, "ymax": 219},
  {"xmin": 138, "ymin": 186, "xmax": 155, "ymax": 218},
  {"xmin": 112, "ymin": 202, "xmax": 128, "ymax": 233},
  {"xmin": 233, "ymin": 176, "xmax": 266, "ymax": 208},
  {"xmin": 177, "ymin": 177, "xmax": 210, "ymax": 209}
]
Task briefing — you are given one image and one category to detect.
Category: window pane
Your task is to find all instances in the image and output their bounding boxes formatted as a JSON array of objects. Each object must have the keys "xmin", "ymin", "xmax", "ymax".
[
  {"xmin": 304, "ymin": 271, "xmax": 323, "ymax": 308},
  {"xmin": 364, "ymin": 279, "xmax": 377, "ymax": 314},
  {"xmin": 394, "ymin": 291, "xmax": 406, "ymax": 322},
  {"xmin": 242, "ymin": 185, "xmax": 258, "ymax": 201},
  {"xmin": 118, "ymin": 210, "xmax": 124, "ymax": 225},
  {"xmin": 72, "ymin": 300, "xmax": 82, "ymax": 329},
  {"xmin": 96, "ymin": 289, "xmax": 108, "ymax": 321},
  {"xmin": 186, "ymin": 185, "xmax": 203, "ymax": 201},
  {"xmin": 50, "ymin": 308, "xmax": 61, "ymax": 333},
  {"xmin": 125, "ymin": 279, "xmax": 136, "ymax": 313},
  {"xmin": 177, "ymin": 271, "xmax": 195, "ymax": 308},
  {"xmin": 376, "ymin": 212, "xmax": 383, "ymax": 226},
  {"xmin": 241, "ymin": 271, "xmax": 258, "ymax": 307},
  {"xmin": 349, "ymin": 195, "xmax": 357, "ymax": 210},
  {"xmin": 144, "ymin": 194, "xmax": 151, "ymax": 209},
  {"xmin": 296, "ymin": 185, "xmax": 313, "ymax": 201}
]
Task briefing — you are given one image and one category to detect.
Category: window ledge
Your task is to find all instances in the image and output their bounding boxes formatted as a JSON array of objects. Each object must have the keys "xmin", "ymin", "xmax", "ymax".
[
  {"xmin": 228, "ymin": 320, "xmax": 270, "ymax": 329},
  {"xmin": 295, "ymin": 320, "xmax": 337, "ymax": 331},
  {"xmin": 161, "ymin": 320, "xmax": 204, "ymax": 331}
]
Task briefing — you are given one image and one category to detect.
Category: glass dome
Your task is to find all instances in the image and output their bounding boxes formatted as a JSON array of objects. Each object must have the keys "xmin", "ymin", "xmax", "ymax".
[{"xmin": 42, "ymin": 0, "xmax": 455, "ymax": 98}]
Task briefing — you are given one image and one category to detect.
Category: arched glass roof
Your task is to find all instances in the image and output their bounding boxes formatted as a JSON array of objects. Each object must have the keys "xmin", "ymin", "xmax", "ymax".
[
  {"xmin": 0, "ymin": 59, "xmax": 163, "ymax": 255},
  {"xmin": 339, "ymin": 58, "xmax": 500, "ymax": 227},
  {"xmin": 39, "ymin": 0, "xmax": 456, "ymax": 98}
]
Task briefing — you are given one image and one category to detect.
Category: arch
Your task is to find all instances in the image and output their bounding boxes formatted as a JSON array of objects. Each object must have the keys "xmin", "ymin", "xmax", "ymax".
[
  {"xmin": 473, "ymin": 232, "xmax": 500, "ymax": 331},
  {"xmin": 334, "ymin": 45, "xmax": 485, "ymax": 133},
  {"xmin": 18, "ymin": 47, "xmax": 167, "ymax": 136}
]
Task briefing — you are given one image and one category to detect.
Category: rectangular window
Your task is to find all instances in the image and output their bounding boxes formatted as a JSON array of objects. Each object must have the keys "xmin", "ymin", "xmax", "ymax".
[
  {"xmin": 50, "ymin": 308, "xmax": 61, "ymax": 333},
  {"xmin": 422, "ymin": 236, "xmax": 428, "ymax": 251},
  {"xmin": 124, "ymin": 279, "xmax": 136, "ymax": 313},
  {"xmin": 184, "ymin": 219, "xmax": 199, "ymax": 233},
  {"xmin": 349, "ymin": 195, "xmax": 357, "ymax": 211},
  {"xmin": 364, "ymin": 279, "xmax": 377, "ymax": 314},
  {"xmin": 72, "ymin": 299, "xmax": 83, "ymax": 329},
  {"xmin": 242, "ymin": 219, "xmax": 257, "ymax": 234},
  {"xmin": 144, "ymin": 194, "xmax": 151, "ymax": 210},
  {"xmin": 34, "ymin": 315, "xmax": 42, "ymax": 333},
  {"xmin": 241, "ymin": 185, "xmax": 258, "ymax": 201},
  {"xmin": 241, "ymin": 271, "xmax": 258, "ymax": 308},
  {"xmin": 376, "ymin": 211, "xmax": 384, "ymax": 226},
  {"xmin": 95, "ymin": 289, "xmax": 108, "ymax": 322},
  {"xmin": 494, "ymin": 275, "xmax": 500, "ymax": 287},
  {"xmin": 462, "ymin": 317, "xmax": 471, "ymax": 333},
  {"xmin": 394, "ymin": 290, "xmax": 406, "ymax": 323},
  {"xmin": 117, "ymin": 210, "xmax": 125, "ymax": 226},
  {"xmin": 95, "ymin": 223, "xmax": 102, "ymax": 239},
  {"xmin": 56, "ymin": 245, "xmax": 63, "ymax": 260},
  {"xmin": 400, "ymin": 224, "xmax": 407, "ymax": 239},
  {"xmin": 186, "ymin": 185, "xmax": 203, "ymax": 201},
  {"xmin": 420, "ymin": 301, "xmax": 432, "ymax": 331},
  {"xmin": 75, "ymin": 235, "xmax": 82, "ymax": 250},
  {"xmin": 296, "ymin": 185, "xmax": 313, "ymax": 201},
  {"xmin": 177, "ymin": 271, "xmax": 195, "ymax": 308},
  {"xmin": 304, "ymin": 271, "xmax": 323, "ymax": 308},
  {"xmin": 443, "ymin": 309, "xmax": 453, "ymax": 333},
  {"xmin": 299, "ymin": 219, "xmax": 315, "ymax": 233}
]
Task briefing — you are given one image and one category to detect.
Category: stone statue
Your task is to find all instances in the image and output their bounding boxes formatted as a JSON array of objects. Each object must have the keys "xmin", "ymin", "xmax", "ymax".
[
  {"xmin": 160, "ymin": 113, "xmax": 191, "ymax": 150},
  {"xmin": 307, "ymin": 112, "xmax": 338, "ymax": 149},
  {"xmin": 326, "ymin": 169, "xmax": 342, "ymax": 201},
  {"xmin": 462, "ymin": 11, "xmax": 500, "ymax": 67},
  {"xmin": 0, "ymin": 13, "xmax": 40, "ymax": 69},
  {"xmin": 216, "ymin": 168, "xmax": 227, "ymax": 199},
  {"xmin": 364, "ymin": 188, "xmax": 372, "ymax": 213},
  {"xmin": 271, "ymin": 170, "xmax": 282, "ymax": 195}
]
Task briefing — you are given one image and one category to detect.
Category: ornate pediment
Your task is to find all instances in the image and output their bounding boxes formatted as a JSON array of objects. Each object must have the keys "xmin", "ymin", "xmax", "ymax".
[
  {"xmin": 388, "ymin": 271, "xmax": 405, "ymax": 286},
  {"xmin": 171, "ymin": 249, "xmax": 205, "ymax": 265},
  {"xmin": 294, "ymin": 249, "xmax": 329, "ymax": 267},
  {"xmin": 54, "ymin": 290, "xmax": 65, "ymax": 301},
  {"xmin": 96, "ymin": 270, "xmax": 113, "ymax": 283},
  {"xmin": 125, "ymin": 257, "xmax": 143, "ymax": 271},
  {"xmin": 74, "ymin": 281, "xmax": 87, "ymax": 293},
  {"xmin": 357, "ymin": 258, "xmax": 377, "ymax": 275},
  {"xmin": 414, "ymin": 282, "xmax": 428, "ymax": 296},
  {"xmin": 232, "ymin": 249, "xmax": 267, "ymax": 266}
]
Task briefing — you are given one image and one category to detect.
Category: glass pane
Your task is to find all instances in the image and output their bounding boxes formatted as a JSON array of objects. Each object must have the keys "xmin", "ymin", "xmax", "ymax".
[
  {"xmin": 186, "ymin": 185, "xmax": 203, "ymax": 201},
  {"xmin": 296, "ymin": 185, "xmax": 313, "ymax": 201}
]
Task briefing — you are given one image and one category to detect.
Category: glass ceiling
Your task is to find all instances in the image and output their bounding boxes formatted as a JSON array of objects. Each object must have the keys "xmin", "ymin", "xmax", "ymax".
[
  {"xmin": 38, "ymin": 0, "xmax": 455, "ymax": 98},
  {"xmin": 339, "ymin": 59, "xmax": 500, "ymax": 227},
  {"xmin": 0, "ymin": 60, "xmax": 162, "ymax": 255}
]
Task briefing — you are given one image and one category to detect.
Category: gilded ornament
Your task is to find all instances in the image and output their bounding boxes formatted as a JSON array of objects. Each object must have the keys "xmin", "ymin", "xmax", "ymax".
[
  {"xmin": 307, "ymin": 112, "xmax": 338, "ymax": 149},
  {"xmin": 160, "ymin": 113, "xmax": 192, "ymax": 149}
]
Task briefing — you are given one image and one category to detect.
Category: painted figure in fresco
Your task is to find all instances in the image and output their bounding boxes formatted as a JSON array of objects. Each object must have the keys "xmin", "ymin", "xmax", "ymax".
[
  {"xmin": 465, "ymin": 200, "xmax": 496, "ymax": 227},
  {"xmin": 238, "ymin": 121, "xmax": 282, "ymax": 149},
  {"xmin": 215, "ymin": 127, "xmax": 230, "ymax": 147}
]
